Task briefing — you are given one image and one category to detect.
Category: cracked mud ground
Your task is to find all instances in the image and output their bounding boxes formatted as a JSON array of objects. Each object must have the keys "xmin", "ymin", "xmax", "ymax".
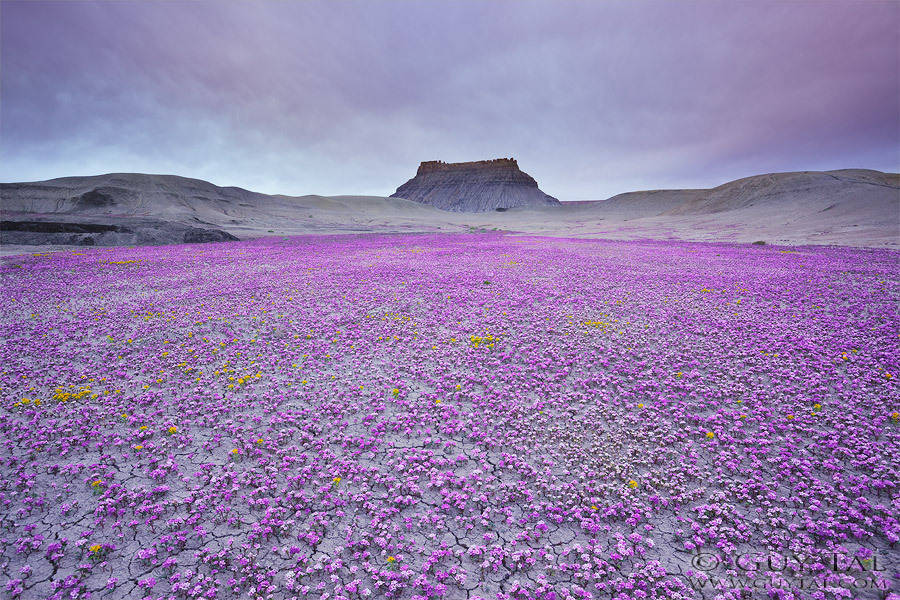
[{"xmin": 0, "ymin": 234, "xmax": 897, "ymax": 599}]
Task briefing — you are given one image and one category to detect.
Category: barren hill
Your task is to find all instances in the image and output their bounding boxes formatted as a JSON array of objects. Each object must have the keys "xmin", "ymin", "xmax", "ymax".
[
  {"xmin": 504, "ymin": 169, "xmax": 899, "ymax": 246},
  {"xmin": 1, "ymin": 168, "xmax": 897, "ymax": 251},
  {"xmin": 0, "ymin": 173, "xmax": 453, "ymax": 246},
  {"xmin": 390, "ymin": 158, "xmax": 560, "ymax": 212}
]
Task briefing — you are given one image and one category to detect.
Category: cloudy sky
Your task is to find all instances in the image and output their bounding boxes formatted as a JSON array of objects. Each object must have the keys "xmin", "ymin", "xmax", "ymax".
[{"xmin": 2, "ymin": 1, "xmax": 898, "ymax": 200}]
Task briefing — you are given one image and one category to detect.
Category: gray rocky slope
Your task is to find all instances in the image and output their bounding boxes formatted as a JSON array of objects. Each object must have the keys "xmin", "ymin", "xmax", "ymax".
[
  {"xmin": 390, "ymin": 158, "xmax": 560, "ymax": 211},
  {"xmin": 0, "ymin": 173, "xmax": 256, "ymax": 246},
  {"xmin": 1, "ymin": 168, "xmax": 897, "ymax": 249}
]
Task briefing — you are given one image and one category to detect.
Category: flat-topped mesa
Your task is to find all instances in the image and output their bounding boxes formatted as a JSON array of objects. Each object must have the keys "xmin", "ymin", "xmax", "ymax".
[
  {"xmin": 393, "ymin": 157, "xmax": 559, "ymax": 212},
  {"xmin": 417, "ymin": 158, "xmax": 519, "ymax": 174}
]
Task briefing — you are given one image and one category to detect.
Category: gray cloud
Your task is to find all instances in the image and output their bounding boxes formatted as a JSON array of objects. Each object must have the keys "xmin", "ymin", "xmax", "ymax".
[{"xmin": 2, "ymin": 0, "xmax": 897, "ymax": 200}]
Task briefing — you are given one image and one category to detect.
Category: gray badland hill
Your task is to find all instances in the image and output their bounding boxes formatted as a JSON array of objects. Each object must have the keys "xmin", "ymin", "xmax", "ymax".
[
  {"xmin": 0, "ymin": 173, "xmax": 445, "ymax": 246},
  {"xmin": 1, "ymin": 168, "xmax": 897, "ymax": 251},
  {"xmin": 390, "ymin": 158, "xmax": 560, "ymax": 212}
]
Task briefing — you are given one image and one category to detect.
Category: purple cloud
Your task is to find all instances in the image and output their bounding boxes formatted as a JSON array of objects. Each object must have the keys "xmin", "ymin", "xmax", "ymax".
[{"xmin": 2, "ymin": 0, "xmax": 897, "ymax": 200}]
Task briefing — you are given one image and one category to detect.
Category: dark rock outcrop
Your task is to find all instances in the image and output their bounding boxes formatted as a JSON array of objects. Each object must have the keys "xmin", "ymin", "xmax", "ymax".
[
  {"xmin": 391, "ymin": 158, "xmax": 559, "ymax": 212},
  {"xmin": 1, "ymin": 220, "xmax": 128, "ymax": 234},
  {"xmin": 182, "ymin": 227, "xmax": 239, "ymax": 243},
  {"xmin": 0, "ymin": 217, "xmax": 238, "ymax": 247},
  {"xmin": 72, "ymin": 187, "xmax": 135, "ymax": 210}
]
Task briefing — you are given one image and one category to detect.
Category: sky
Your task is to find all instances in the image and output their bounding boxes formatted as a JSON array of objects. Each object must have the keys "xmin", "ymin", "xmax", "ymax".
[{"xmin": 2, "ymin": 1, "xmax": 898, "ymax": 201}]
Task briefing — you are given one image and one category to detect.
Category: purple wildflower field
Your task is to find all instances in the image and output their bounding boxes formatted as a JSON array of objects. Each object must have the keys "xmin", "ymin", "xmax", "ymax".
[{"xmin": 0, "ymin": 233, "xmax": 897, "ymax": 600}]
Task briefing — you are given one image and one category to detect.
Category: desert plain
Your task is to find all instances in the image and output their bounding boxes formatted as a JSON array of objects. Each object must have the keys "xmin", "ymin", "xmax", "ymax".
[{"xmin": 0, "ymin": 227, "xmax": 897, "ymax": 599}]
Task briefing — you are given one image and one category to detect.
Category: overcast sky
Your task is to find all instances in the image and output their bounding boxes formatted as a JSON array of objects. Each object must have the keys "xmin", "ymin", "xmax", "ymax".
[{"xmin": 2, "ymin": 1, "xmax": 898, "ymax": 200}]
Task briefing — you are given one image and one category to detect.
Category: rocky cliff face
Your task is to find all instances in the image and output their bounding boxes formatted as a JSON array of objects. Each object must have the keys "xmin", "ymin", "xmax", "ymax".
[{"xmin": 391, "ymin": 158, "xmax": 560, "ymax": 212}]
